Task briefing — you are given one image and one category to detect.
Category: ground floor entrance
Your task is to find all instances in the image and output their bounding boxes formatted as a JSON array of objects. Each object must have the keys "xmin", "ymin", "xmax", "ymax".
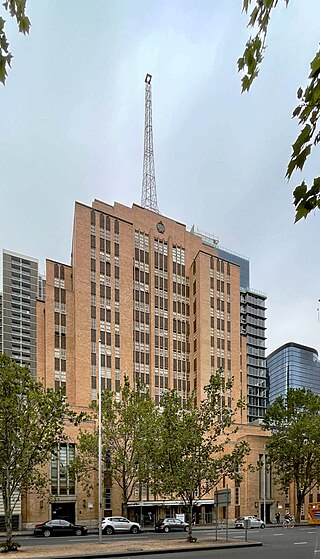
[
  {"xmin": 260, "ymin": 503, "xmax": 272, "ymax": 523},
  {"xmin": 51, "ymin": 502, "xmax": 75, "ymax": 523}
]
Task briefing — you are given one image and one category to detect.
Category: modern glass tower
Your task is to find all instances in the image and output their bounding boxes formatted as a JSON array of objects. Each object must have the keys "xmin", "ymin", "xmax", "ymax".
[{"xmin": 267, "ymin": 342, "xmax": 320, "ymax": 403}]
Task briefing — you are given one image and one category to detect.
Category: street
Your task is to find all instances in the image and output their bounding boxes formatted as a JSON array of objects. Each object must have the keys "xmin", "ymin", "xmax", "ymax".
[{"xmin": 4, "ymin": 525, "xmax": 320, "ymax": 558}]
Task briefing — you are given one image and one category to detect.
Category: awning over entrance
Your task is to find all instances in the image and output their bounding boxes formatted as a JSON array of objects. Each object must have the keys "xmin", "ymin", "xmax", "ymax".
[{"xmin": 127, "ymin": 499, "xmax": 215, "ymax": 507}]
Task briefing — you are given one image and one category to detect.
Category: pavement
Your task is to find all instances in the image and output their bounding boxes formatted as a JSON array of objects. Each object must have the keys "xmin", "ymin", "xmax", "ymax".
[{"xmin": 0, "ymin": 525, "xmax": 263, "ymax": 559}]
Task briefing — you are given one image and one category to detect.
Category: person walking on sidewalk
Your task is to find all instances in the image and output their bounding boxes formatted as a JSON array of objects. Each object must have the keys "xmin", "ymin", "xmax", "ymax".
[{"xmin": 275, "ymin": 512, "xmax": 280, "ymax": 525}]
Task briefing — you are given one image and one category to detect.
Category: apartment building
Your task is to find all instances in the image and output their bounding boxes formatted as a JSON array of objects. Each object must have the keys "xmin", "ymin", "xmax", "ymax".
[
  {"xmin": 1, "ymin": 249, "xmax": 43, "ymax": 377},
  {"xmin": 216, "ymin": 248, "xmax": 267, "ymax": 422},
  {"xmin": 0, "ymin": 249, "xmax": 45, "ymax": 529},
  {"xmin": 0, "ymin": 293, "xmax": 2, "ymax": 353}
]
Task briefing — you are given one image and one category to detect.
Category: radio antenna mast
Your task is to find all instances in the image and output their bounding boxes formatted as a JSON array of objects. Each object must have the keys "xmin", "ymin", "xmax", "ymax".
[{"xmin": 141, "ymin": 74, "xmax": 159, "ymax": 212}]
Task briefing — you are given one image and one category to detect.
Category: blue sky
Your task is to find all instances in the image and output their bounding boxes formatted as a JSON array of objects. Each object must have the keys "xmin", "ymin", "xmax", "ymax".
[{"xmin": 1, "ymin": 0, "xmax": 320, "ymax": 355}]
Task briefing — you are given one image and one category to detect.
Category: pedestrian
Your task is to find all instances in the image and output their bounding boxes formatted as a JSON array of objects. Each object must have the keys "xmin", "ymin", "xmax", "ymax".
[{"xmin": 275, "ymin": 512, "xmax": 280, "ymax": 525}]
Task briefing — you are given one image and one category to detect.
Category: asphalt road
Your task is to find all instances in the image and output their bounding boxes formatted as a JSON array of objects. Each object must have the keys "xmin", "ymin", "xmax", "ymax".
[
  {"xmin": 5, "ymin": 524, "xmax": 320, "ymax": 558},
  {"xmin": 87, "ymin": 526, "xmax": 319, "ymax": 559}
]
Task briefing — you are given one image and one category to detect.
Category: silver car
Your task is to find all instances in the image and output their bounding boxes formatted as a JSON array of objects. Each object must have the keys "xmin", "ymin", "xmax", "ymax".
[
  {"xmin": 102, "ymin": 516, "xmax": 140, "ymax": 535},
  {"xmin": 155, "ymin": 518, "xmax": 188, "ymax": 533},
  {"xmin": 235, "ymin": 516, "xmax": 265, "ymax": 529}
]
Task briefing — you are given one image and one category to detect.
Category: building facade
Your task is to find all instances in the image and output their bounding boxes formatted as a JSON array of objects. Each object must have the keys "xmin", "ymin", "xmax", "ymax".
[
  {"xmin": 1, "ymin": 249, "xmax": 45, "ymax": 377},
  {"xmin": 0, "ymin": 249, "xmax": 45, "ymax": 529},
  {"xmin": 216, "ymin": 248, "xmax": 267, "ymax": 422},
  {"xmin": 1, "ymin": 249, "xmax": 44, "ymax": 376},
  {"xmin": 267, "ymin": 342, "xmax": 320, "ymax": 403},
  {"xmin": 19, "ymin": 199, "xmax": 279, "ymax": 528}
]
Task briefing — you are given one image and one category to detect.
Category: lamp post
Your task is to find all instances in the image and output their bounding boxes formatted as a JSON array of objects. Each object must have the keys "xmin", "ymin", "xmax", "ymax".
[
  {"xmin": 263, "ymin": 445, "xmax": 266, "ymax": 525},
  {"xmin": 98, "ymin": 339, "xmax": 102, "ymax": 543}
]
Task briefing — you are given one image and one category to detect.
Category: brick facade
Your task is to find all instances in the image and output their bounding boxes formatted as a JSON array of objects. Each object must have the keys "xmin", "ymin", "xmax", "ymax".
[{"xmin": 25, "ymin": 199, "xmax": 288, "ymax": 528}]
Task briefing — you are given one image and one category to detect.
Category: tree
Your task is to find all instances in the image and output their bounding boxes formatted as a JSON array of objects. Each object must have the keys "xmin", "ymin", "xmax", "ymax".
[
  {"xmin": 0, "ymin": 1, "xmax": 31, "ymax": 84},
  {"xmin": 74, "ymin": 376, "xmax": 156, "ymax": 518},
  {"xmin": 239, "ymin": 0, "xmax": 320, "ymax": 222},
  {"xmin": 263, "ymin": 387, "xmax": 320, "ymax": 522},
  {"xmin": 0, "ymin": 354, "xmax": 80, "ymax": 551},
  {"xmin": 151, "ymin": 372, "xmax": 250, "ymax": 541}
]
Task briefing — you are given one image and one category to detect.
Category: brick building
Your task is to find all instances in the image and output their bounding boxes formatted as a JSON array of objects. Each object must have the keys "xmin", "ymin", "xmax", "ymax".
[{"xmin": 23, "ymin": 199, "xmax": 284, "ymax": 528}]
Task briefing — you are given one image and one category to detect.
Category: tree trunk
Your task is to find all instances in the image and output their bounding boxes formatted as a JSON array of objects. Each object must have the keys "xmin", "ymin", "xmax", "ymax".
[
  {"xmin": 2, "ymin": 478, "xmax": 13, "ymax": 549},
  {"xmin": 121, "ymin": 465, "xmax": 128, "ymax": 518},
  {"xmin": 187, "ymin": 502, "xmax": 194, "ymax": 542},
  {"xmin": 296, "ymin": 488, "xmax": 304, "ymax": 524},
  {"xmin": 122, "ymin": 500, "xmax": 128, "ymax": 518}
]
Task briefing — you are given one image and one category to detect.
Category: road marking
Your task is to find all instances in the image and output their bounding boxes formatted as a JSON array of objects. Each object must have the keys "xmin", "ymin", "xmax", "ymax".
[
  {"xmin": 273, "ymin": 534, "xmax": 283, "ymax": 536},
  {"xmin": 294, "ymin": 542, "xmax": 308, "ymax": 545}
]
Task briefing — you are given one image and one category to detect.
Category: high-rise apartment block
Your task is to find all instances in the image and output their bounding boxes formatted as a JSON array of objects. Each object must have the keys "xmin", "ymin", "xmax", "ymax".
[
  {"xmin": 216, "ymin": 248, "xmax": 267, "ymax": 422},
  {"xmin": 0, "ymin": 293, "xmax": 2, "ymax": 353},
  {"xmin": 1, "ymin": 249, "xmax": 43, "ymax": 377},
  {"xmin": 0, "ymin": 250, "xmax": 44, "ymax": 530},
  {"xmin": 267, "ymin": 342, "xmax": 320, "ymax": 403}
]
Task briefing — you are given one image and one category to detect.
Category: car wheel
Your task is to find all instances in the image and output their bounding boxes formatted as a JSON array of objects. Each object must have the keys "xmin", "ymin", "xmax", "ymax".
[
  {"xmin": 75, "ymin": 528, "xmax": 82, "ymax": 536},
  {"xmin": 43, "ymin": 529, "xmax": 51, "ymax": 538},
  {"xmin": 164, "ymin": 526, "xmax": 170, "ymax": 533},
  {"xmin": 105, "ymin": 526, "xmax": 114, "ymax": 535},
  {"xmin": 130, "ymin": 526, "xmax": 139, "ymax": 534},
  {"xmin": 260, "ymin": 523, "xmax": 265, "ymax": 529}
]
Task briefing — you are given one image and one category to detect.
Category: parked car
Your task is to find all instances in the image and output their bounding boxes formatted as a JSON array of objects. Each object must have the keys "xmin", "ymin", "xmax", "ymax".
[
  {"xmin": 235, "ymin": 516, "xmax": 265, "ymax": 529},
  {"xmin": 102, "ymin": 516, "xmax": 140, "ymax": 535},
  {"xmin": 155, "ymin": 518, "xmax": 188, "ymax": 533},
  {"xmin": 33, "ymin": 519, "xmax": 87, "ymax": 537}
]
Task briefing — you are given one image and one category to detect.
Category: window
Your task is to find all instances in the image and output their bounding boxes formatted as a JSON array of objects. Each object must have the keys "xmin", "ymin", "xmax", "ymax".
[
  {"xmin": 51, "ymin": 444, "xmax": 75, "ymax": 495},
  {"xmin": 104, "ymin": 487, "xmax": 112, "ymax": 510},
  {"xmin": 235, "ymin": 486, "xmax": 240, "ymax": 506}
]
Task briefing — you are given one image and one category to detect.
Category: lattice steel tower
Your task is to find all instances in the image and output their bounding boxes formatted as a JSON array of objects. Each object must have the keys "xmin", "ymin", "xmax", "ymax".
[{"xmin": 141, "ymin": 74, "xmax": 159, "ymax": 213}]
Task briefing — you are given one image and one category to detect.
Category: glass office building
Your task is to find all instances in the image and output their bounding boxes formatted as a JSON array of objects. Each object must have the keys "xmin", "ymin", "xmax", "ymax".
[{"xmin": 267, "ymin": 342, "xmax": 320, "ymax": 403}]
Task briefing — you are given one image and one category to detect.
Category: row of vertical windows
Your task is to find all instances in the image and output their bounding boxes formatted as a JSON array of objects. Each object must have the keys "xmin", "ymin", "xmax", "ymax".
[
  {"xmin": 53, "ymin": 265, "xmax": 66, "ymax": 392},
  {"xmin": 51, "ymin": 444, "xmax": 75, "ymax": 495},
  {"xmin": 154, "ymin": 240, "xmax": 169, "ymax": 402},
  {"xmin": 134, "ymin": 232, "xmax": 150, "ymax": 387},
  {"xmin": 172, "ymin": 246, "xmax": 190, "ymax": 401},
  {"xmin": 91, "ymin": 210, "xmax": 119, "ymax": 233},
  {"xmin": 91, "ymin": 211, "xmax": 121, "ymax": 398}
]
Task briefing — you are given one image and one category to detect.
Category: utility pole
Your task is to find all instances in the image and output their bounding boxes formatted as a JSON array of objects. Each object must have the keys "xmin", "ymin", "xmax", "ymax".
[
  {"xmin": 98, "ymin": 339, "xmax": 102, "ymax": 543},
  {"xmin": 141, "ymin": 74, "xmax": 159, "ymax": 213}
]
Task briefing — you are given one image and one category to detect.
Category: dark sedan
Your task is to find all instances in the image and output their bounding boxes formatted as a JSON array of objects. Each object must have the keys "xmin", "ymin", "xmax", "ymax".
[{"xmin": 33, "ymin": 519, "xmax": 87, "ymax": 537}]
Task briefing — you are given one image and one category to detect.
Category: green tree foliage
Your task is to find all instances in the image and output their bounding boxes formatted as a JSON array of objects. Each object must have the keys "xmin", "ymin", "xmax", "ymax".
[
  {"xmin": 0, "ymin": 354, "xmax": 78, "ymax": 550},
  {"xmin": 73, "ymin": 376, "xmax": 156, "ymax": 518},
  {"xmin": 151, "ymin": 372, "xmax": 250, "ymax": 541},
  {"xmin": 0, "ymin": 1, "xmax": 31, "ymax": 84},
  {"xmin": 239, "ymin": 0, "xmax": 320, "ymax": 222},
  {"xmin": 263, "ymin": 388, "xmax": 320, "ymax": 521}
]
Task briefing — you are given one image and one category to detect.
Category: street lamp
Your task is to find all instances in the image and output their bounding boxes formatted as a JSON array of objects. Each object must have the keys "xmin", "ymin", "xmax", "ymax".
[
  {"xmin": 98, "ymin": 339, "xmax": 102, "ymax": 543},
  {"xmin": 263, "ymin": 445, "xmax": 266, "ymax": 524}
]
